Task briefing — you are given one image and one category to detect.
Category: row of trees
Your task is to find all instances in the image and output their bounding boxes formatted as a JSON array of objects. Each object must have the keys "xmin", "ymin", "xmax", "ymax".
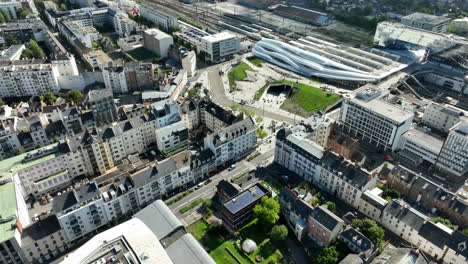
[{"xmin": 35, "ymin": 90, "xmax": 83, "ymax": 105}]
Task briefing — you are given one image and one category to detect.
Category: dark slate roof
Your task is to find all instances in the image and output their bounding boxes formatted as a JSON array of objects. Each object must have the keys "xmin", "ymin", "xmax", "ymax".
[
  {"xmin": 223, "ymin": 183, "xmax": 268, "ymax": 215},
  {"xmin": 21, "ymin": 215, "xmax": 62, "ymax": 242},
  {"xmin": 384, "ymin": 200, "xmax": 427, "ymax": 232},
  {"xmin": 217, "ymin": 180, "xmax": 240, "ymax": 199},
  {"xmin": 292, "ymin": 198, "xmax": 314, "ymax": 220},
  {"xmin": 279, "ymin": 187, "xmax": 297, "ymax": 204},
  {"xmin": 74, "ymin": 182, "xmax": 100, "ymax": 203},
  {"xmin": 45, "ymin": 120, "xmax": 67, "ymax": 137},
  {"xmin": 447, "ymin": 230, "xmax": 468, "ymax": 259},
  {"xmin": 418, "ymin": 222, "xmax": 452, "ymax": 249},
  {"xmin": 52, "ymin": 191, "xmax": 78, "ymax": 213},
  {"xmin": 310, "ymin": 205, "xmax": 343, "ymax": 231},
  {"xmin": 339, "ymin": 227, "xmax": 373, "ymax": 253},
  {"xmin": 132, "ymin": 160, "xmax": 178, "ymax": 188},
  {"xmin": 320, "ymin": 152, "xmax": 371, "ymax": 190},
  {"xmin": 200, "ymin": 101, "xmax": 242, "ymax": 126}
]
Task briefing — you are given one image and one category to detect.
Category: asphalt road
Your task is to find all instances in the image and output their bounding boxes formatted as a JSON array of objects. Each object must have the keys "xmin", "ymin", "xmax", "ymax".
[{"xmin": 206, "ymin": 65, "xmax": 297, "ymax": 124}]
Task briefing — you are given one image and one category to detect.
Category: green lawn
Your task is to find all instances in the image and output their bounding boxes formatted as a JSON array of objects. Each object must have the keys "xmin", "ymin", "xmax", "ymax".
[
  {"xmin": 126, "ymin": 47, "xmax": 154, "ymax": 61},
  {"xmin": 228, "ymin": 62, "xmax": 254, "ymax": 91},
  {"xmin": 188, "ymin": 219, "xmax": 285, "ymax": 264},
  {"xmin": 280, "ymin": 80, "xmax": 341, "ymax": 117},
  {"xmin": 247, "ymin": 56, "xmax": 263, "ymax": 67}
]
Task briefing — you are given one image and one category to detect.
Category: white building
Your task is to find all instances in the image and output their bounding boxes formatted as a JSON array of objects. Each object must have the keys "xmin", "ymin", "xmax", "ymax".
[
  {"xmin": 0, "ymin": 63, "xmax": 60, "ymax": 97},
  {"xmin": 398, "ymin": 127, "xmax": 444, "ymax": 165},
  {"xmin": 181, "ymin": 49, "xmax": 196, "ymax": 77},
  {"xmin": 59, "ymin": 20, "xmax": 100, "ymax": 49},
  {"xmin": 203, "ymin": 117, "xmax": 257, "ymax": 165},
  {"xmin": 61, "ymin": 200, "xmax": 215, "ymax": 264},
  {"xmin": 0, "ymin": 0, "xmax": 22, "ymax": 20},
  {"xmin": 0, "ymin": 44, "xmax": 25, "ymax": 60},
  {"xmin": 339, "ymin": 84, "xmax": 414, "ymax": 151},
  {"xmin": 274, "ymin": 127, "xmax": 324, "ymax": 183},
  {"xmin": 139, "ymin": 5, "xmax": 178, "ymax": 32},
  {"xmin": 112, "ymin": 13, "xmax": 137, "ymax": 37},
  {"xmin": 401, "ymin": 12, "xmax": 451, "ymax": 33},
  {"xmin": 422, "ymin": 103, "xmax": 467, "ymax": 133},
  {"xmin": 198, "ymin": 32, "xmax": 240, "ymax": 62},
  {"xmin": 358, "ymin": 187, "xmax": 388, "ymax": 222},
  {"xmin": 102, "ymin": 66, "xmax": 129, "ymax": 94},
  {"xmin": 155, "ymin": 120, "xmax": 189, "ymax": 153},
  {"xmin": 143, "ymin": 28, "xmax": 173, "ymax": 58},
  {"xmin": 151, "ymin": 98, "xmax": 181, "ymax": 129},
  {"xmin": 450, "ymin": 17, "xmax": 468, "ymax": 34},
  {"xmin": 83, "ymin": 50, "xmax": 113, "ymax": 70},
  {"xmin": 443, "ymin": 230, "xmax": 468, "ymax": 264},
  {"xmin": 436, "ymin": 121, "xmax": 468, "ymax": 178}
]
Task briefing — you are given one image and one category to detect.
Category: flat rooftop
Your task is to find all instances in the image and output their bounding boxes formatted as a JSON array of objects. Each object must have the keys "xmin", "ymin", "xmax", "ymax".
[
  {"xmin": 403, "ymin": 127, "xmax": 444, "ymax": 151},
  {"xmin": 201, "ymin": 31, "xmax": 236, "ymax": 43},
  {"xmin": 403, "ymin": 12, "xmax": 451, "ymax": 24},
  {"xmin": 223, "ymin": 184, "xmax": 267, "ymax": 215},
  {"xmin": 350, "ymin": 97, "xmax": 414, "ymax": 124},
  {"xmin": 0, "ymin": 144, "xmax": 60, "ymax": 177}
]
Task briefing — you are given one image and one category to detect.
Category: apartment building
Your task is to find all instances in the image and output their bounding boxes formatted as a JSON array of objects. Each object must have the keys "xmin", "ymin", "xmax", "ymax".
[
  {"xmin": 102, "ymin": 67, "xmax": 129, "ymax": 94},
  {"xmin": 358, "ymin": 188, "xmax": 388, "ymax": 222},
  {"xmin": 307, "ymin": 205, "xmax": 344, "ymax": 247},
  {"xmin": 81, "ymin": 89, "xmax": 118, "ymax": 125},
  {"xmin": 444, "ymin": 231, "xmax": 468, "ymax": 264},
  {"xmin": 198, "ymin": 32, "xmax": 240, "ymax": 62},
  {"xmin": 59, "ymin": 20, "xmax": 100, "ymax": 49},
  {"xmin": 203, "ymin": 116, "xmax": 257, "ymax": 165},
  {"xmin": 151, "ymin": 98, "xmax": 181, "ymax": 129},
  {"xmin": 200, "ymin": 100, "xmax": 244, "ymax": 132},
  {"xmin": 318, "ymin": 152, "xmax": 377, "ymax": 208},
  {"xmin": 155, "ymin": 120, "xmax": 189, "ymax": 153},
  {"xmin": 401, "ymin": 12, "xmax": 451, "ymax": 33},
  {"xmin": 124, "ymin": 62, "xmax": 154, "ymax": 91},
  {"xmin": 143, "ymin": 28, "xmax": 173, "ymax": 58},
  {"xmin": 338, "ymin": 227, "xmax": 373, "ymax": 261},
  {"xmin": 275, "ymin": 127, "xmax": 324, "ymax": 183},
  {"xmin": 21, "ymin": 215, "xmax": 70, "ymax": 264},
  {"xmin": 139, "ymin": 5, "xmax": 178, "ymax": 32},
  {"xmin": 278, "ymin": 188, "xmax": 314, "ymax": 242},
  {"xmin": 0, "ymin": 62, "xmax": 60, "ymax": 97},
  {"xmin": 436, "ymin": 121, "xmax": 468, "ymax": 178},
  {"xmin": 181, "ymin": 49, "xmax": 196, "ymax": 77},
  {"xmin": 339, "ymin": 85, "xmax": 413, "ymax": 151},
  {"xmin": 112, "ymin": 13, "xmax": 137, "ymax": 37},
  {"xmin": 422, "ymin": 103, "xmax": 466, "ymax": 133}
]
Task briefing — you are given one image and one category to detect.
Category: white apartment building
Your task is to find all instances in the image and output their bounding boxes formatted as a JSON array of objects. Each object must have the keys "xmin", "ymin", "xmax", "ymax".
[
  {"xmin": 143, "ymin": 28, "xmax": 173, "ymax": 58},
  {"xmin": 358, "ymin": 187, "xmax": 388, "ymax": 222},
  {"xmin": 274, "ymin": 128, "xmax": 324, "ymax": 183},
  {"xmin": 339, "ymin": 85, "xmax": 414, "ymax": 151},
  {"xmin": 151, "ymin": 98, "xmax": 181, "ymax": 129},
  {"xmin": 318, "ymin": 152, "xmax": 377, "ymax": 208},
  {"xmin": 0, "ymin": 44, "xmax": 25, "ymax": 60},
  {"xmin": 198, "ymin": 32, "xmax": 240, "ymax": 62},
  {"xmin": 102, "ymin": 67, "xmax": 129, "ymax": 94},
  {"xmin": 59, "ymin": 20, "xmax": 100, "ymax": 49},
  {"xmin": 422, "ymin": 103, "xmax": 466, "ymax": 133},
  {"xmin": 436, "ymin": 121, "xmax": 468, "ymax": 177},
  {"xmin": 112, "ymin": 13, "xmax": 137, "ymax": 37},
  {"xmin": 0, "ymin": 63, "xmax": 60, "ymax": 97},
  {"xmin": 181, "ymin": 50, "xmax": 196, "ymax": 77},
  {"xmin": 83, "ymin": 50, "xmax": 113, "ymax": 70},
  {"xmin": 155, "ymin": 120, "xmax": 189, "ymax": 153},
  {"xmin": 398, "ymin": 128, "xmax": 444, "ymax": 165},
  {"xmin": 450, "ymin": 17, "xmax": 468, "ymax": 33},
  {"xmin": 203, "ymin": 117, "xmax": 257, "ymax": 165},
  {"xmin": 0, "ymin": 0, "xmax": 22, "ymax": 20},
  {"xmin": 302, "ymin": 114, "xmax": 334, "ymax": 147},
  {"xmin": 401, "ymin": 12, "xmax": 451, "ymax": 33},
  {"xmin": 139, "ymin": 5, "xmax": 178, "ymax": 32}
]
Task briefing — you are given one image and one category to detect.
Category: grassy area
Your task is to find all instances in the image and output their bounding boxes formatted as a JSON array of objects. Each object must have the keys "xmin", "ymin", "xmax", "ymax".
[
  {"xmin": 188, "ymin": 218, "xmax": 285, "ymax": 264},
  {"xmin": 246, "ymin": 152, "xmax": 261, "ymax": 162},
  {"xmin": 280, "ymin": 80, "xmax": 341, "ymax": 117},
  {"xmin": 247, "ymin": 56, "xmax": 263, "ymax": 67},
  {"xmin": 126, "ymin": 47, "xmax": 154, "ymax": 61},
  {"xmin": 166, "ymin": 189, "xmax": 194, "ymax": 205},
  {"xmin": 179, "ymin": 199, "xmax": 204, "ymax": 214},
  {"xmin": 228, "ymin": 62, "xmax": 254, "ymax": 91},
  {"xmin": 254, "ymin": 80, "xmax": 292, "ymax": 101}
]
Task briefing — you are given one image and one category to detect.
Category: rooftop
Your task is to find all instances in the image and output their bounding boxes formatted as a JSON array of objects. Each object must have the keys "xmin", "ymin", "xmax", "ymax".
[
  {"xmin": 144, "ymin": 28, "xmax": 172, "ymax": 40},
  {"xmin": 223, "ymin": 183, "xmax": 269, "ymax": 215},
  {"xmin": 309, "ymin": 205, "xmax": 343, "ymax": 231},
  {"xmin": 201, "ymin": 31, "xmax": 237, "ymax": 43},
  {"xmin": 402, "ymin": 127, "xmax": 444, "ymax": 152},
  {"xmin": 339, "ymin": 227, "xmax": 373, "ymax": 253},
  {"xmin": 403, "ymin": 12, "xmax": 451, "ymax": 24},
  {"xmin": 0, "ymin": 177, "xmax": 16, "ymax": 244}
]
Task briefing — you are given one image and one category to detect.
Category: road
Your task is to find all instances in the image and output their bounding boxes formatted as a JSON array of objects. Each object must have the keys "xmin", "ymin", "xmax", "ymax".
[{"xmin": 206, "ymin": 65, "xmax": 297, "ymax": 124}]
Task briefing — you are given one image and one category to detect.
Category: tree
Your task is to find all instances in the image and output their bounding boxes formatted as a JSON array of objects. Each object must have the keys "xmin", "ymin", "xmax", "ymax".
[
  {"xmin": 432, "ymin": 217, "xmax": 456, "ymax": 229},
  {"xmin": 43, "ymin": 92, "xmax": 57, "ymax": 105},
  {"xmin": 21, "ymin": 49, "xmax": 34, "ymax": 59},
  {"xmin": 0, "ymin": 12, "xmax": 5, "ymax": 23},
  {"xmin": 462, "ymin": 229, "xmax": 468, "ymax": 236},
  {"xmin": 17, "ymin": 8, "xmax": 32, "ymax": 19},
  {"xmin": 66, "ymin": 90, "xmax": 84, "ymax": 104},
  {"xmin": 271, "ymin": 225, "xmax": 288, "ymax": 241},
  {"xmin": 314, "ymin": 246, "xmax": 339, "ymax": 264},
  {"xmin": 253, "ymin": 196, "xmax": 280, "ymax": 226},
  {"xmin": 29, "ymin": 40, "xmax": 45, "ymax": 58},
  {"xmin": 352, "ymin": 218, "xmax": 385, "ymax": 246},
  {"xmin": 0, "ymin": 98, "xmax": 5, "ymax": 106},
  {"xmin": 1, "ymin": 10, "xmax": 10, "ymax": 22},
  {"xmin": 325, "ymin": 201, "xmax": 336, "ymax": 212},
  {"xmin": 59, "ymin": 3, "xmax": 67, "ymax": 11}
]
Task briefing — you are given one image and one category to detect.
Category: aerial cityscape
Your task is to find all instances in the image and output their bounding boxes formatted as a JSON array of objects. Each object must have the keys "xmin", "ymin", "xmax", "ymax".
[{"xmin": 0, "ymin": 0, "xmax": 466, "ymax": 263}]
